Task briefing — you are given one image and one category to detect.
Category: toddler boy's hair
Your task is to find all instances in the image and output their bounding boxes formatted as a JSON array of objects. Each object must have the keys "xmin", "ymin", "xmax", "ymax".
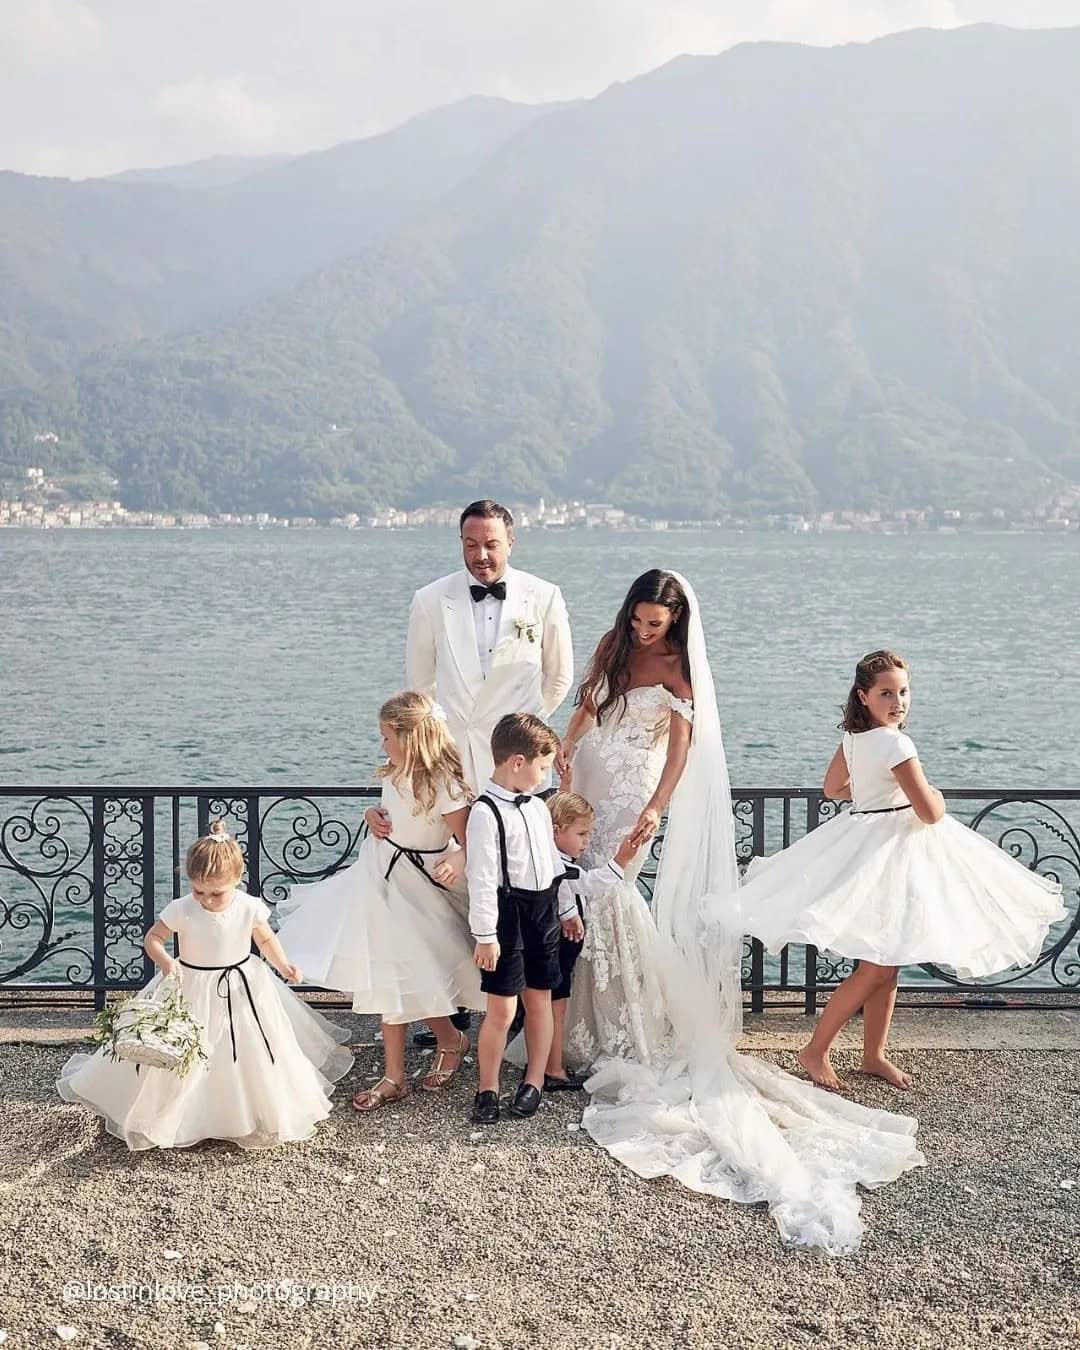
[
  {"xmin": 491, "ymin": 713, "xmax": 560, "ymax": 764},
  {"xmin": 548, "ymin": 791, "xmax": 595, "ymax": 831}
]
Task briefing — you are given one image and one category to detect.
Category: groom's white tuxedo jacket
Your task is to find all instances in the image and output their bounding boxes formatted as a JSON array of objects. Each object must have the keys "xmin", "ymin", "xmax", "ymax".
[{"xmin": 406, "ymin": 566, "xmax": 573, "ymax": 790}]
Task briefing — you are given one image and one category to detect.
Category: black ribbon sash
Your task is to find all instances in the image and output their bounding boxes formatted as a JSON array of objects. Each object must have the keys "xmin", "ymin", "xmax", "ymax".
[
  {"xmin": 383, "ymin": 838, "xmax": 453, "ymax": 893},
  {"xmin": 849, "ymin": 804, "xmax": 914, "ymax": 816},
  {"xmin": 179, "ymin": 954, "xmax": 275, "ymax": 1064}
]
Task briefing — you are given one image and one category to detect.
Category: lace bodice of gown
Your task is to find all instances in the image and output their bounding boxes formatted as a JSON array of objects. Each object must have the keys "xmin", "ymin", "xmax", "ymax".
[{"xmin": 571, "ymin": 685, "xmax": 693, "ymax": 881}]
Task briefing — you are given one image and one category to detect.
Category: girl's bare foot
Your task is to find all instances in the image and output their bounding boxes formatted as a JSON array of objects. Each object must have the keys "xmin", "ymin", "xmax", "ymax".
[
  {"xmin": 797, "ymin": 1046, "xmax": 844, "ymax": 1092},
  {"xmin": 861, "ymin": 1056, "xmax": 913, "ymax": 1090}
]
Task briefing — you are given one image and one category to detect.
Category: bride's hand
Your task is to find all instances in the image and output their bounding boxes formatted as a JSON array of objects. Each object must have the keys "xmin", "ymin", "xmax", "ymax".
[
  {"xmin": 555, "ymin": 740, "xmax": 575, "ymax": 780},
  {"xmin": 630, "ymin": 806, "xmax": 661, "ymax": 848}
]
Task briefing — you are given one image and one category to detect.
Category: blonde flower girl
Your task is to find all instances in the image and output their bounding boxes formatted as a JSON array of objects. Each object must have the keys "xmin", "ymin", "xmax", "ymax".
[
  {"xmin": 56, "ymin": 821, "xmax": 354, "ymax": 1150},
  {"xmin": 276, "ymin": 691, "xmax": 484, "ymax": 1110}
]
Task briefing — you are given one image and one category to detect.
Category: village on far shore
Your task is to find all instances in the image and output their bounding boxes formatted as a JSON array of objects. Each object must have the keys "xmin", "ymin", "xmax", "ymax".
[{"xmin": 2, "ymin": 466, "xmax": 1079, "ymax": 534}]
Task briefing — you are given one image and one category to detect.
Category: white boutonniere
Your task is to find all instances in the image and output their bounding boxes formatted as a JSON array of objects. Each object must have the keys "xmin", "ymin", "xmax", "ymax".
[{"xmin": 513, "ymin": 615, "xmax": 539, "ymax": 644}]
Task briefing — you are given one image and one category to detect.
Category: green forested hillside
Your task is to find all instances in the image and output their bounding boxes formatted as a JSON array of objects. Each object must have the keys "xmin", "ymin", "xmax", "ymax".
[
  {"xmin": 0, "ymin": 97, "xmax": 555, "ymax": 391},
  {"xmin": 4, "ymin": 26, "xmax": 1080, "ymax": 517}
]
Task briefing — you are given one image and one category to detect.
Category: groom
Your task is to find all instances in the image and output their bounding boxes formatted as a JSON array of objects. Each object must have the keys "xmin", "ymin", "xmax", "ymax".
[
  {"xmin": 406, "ymin": 498, "xmax": 574, "ymax": 792},
  {"xmin": 406, "ymin": 498, "xmax": 573, "ymax": 1048}
]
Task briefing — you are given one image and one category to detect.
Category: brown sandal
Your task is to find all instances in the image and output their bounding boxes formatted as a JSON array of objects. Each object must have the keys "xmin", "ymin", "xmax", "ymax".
[
  {"xmin": 421, "ymin": 1031, "xmax": 469, "ymax": 1092},
  {"xmin": 352, "ymin": 1075, "xmax": 408, "ymax": 1112}
]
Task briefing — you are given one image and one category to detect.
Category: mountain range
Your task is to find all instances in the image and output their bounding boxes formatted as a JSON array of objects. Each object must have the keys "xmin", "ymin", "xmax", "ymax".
[{"xmin": 2, "ymin": 24, "xmax": 1079, "ymax": 519}]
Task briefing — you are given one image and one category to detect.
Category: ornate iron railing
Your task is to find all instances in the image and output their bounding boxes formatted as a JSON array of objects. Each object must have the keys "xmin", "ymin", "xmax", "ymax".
[{"xmin": 1, "ymin": 785, "xmax": 1077, "ymax": 1011}]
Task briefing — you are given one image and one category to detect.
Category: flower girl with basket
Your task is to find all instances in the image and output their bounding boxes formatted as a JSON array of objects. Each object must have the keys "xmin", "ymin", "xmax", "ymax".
[{"xmin": 56, "ymin": 821, "xmax": 354, "ymax": 1150}]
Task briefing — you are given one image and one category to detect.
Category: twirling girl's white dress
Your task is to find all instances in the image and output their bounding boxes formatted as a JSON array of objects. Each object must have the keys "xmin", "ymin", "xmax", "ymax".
[
  {"xmin": 560, "ymin": 684, "xmax": 691, "ymax": 1070},
  {"xmin": 56, "ymin": 890, "xmax": 354, "ymax": 1151},
  {"xmin": 732, "ymin": 726, "xmax": 1066, "ymax": 980},
  {"xmin": 275, "ymin": 774, "xmax": 484, "ymax": 1023}
]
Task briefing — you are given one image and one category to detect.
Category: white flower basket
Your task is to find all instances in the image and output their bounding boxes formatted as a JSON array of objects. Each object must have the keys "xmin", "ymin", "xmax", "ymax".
[{"xmin": 95, "ymin": 972, "xmax": 206, "ymax": 1077}]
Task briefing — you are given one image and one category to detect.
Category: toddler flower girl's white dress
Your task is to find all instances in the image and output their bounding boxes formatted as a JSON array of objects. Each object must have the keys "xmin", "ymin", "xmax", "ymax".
[
  {"xmin": 276, "ymin": 774, "xmax": 484, "ymax": 1023},
  {"xmin": 730, "ymin": 727, "xmax": 1066, "ymax": 980},
  {"xmin": 56, "ymin": 890, "xmax": 354, "ymax": 1150}
]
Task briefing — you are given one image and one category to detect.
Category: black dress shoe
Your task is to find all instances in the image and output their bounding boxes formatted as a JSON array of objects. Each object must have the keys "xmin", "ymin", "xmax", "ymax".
[
  {"xmin": 508, "ymin": 1082, "xmax": 542, "ymax": 1118},
  {"xmin": 412, "ymin": 1029, "xmax": 437, "ymax": 1048},
  {"xmin": 471, "ymin": 1090, "xmax": 500, "ymax": 1125},
  {"xmin": 543, "ymin": 1071, "xmax": 587, "ymax": 1092},
  {"xmin": 450, "ymin": 1008, "xmax": 472, "ymax": 1032}
]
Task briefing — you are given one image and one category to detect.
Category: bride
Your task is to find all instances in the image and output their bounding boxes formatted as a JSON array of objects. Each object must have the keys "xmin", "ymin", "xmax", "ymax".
[
  {"xmin": 557, "ymin": 570, "xmax": 693, "ymax": 1069},
  {"xmin": 556, "ymin": 569, "xmax": 925, "ymax": 1253}
]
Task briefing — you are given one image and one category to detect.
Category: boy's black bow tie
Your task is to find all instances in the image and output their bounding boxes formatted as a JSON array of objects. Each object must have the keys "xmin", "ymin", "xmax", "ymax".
[
  {"xmin": 513, "ymin": 794, "xmax": 531, "ymax": 807},
  {"xmin": 470, "ymin": 580, "xmax": 507, "ymax": 602}
]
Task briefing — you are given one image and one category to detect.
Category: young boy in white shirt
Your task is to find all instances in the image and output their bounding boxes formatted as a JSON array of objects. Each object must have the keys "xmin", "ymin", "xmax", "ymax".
[{"xmin": 466, "ymin": 713, "xmax": 568, "ymax": 1123}]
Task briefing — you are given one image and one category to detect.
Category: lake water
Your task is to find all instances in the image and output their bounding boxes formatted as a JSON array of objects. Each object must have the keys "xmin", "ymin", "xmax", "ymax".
[
  {"xmin": 3, "ymin": 527, "xmax": 1077, "ymax": 991},
  {"xmin": 2, "ymin": 526, "xmax": 1079, "ymax": 788}
]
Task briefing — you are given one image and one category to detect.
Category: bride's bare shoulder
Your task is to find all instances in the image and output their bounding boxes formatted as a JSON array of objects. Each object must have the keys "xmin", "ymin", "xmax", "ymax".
[{"xmin": 659, "ymin": 650, "xmax": 692, "ymax": 702}]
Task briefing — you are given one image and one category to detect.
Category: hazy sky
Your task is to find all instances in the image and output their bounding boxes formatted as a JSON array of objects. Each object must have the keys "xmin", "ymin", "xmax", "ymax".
[{"xmin": 2, "ymin": 0, "xmax": 1079, "ymax": 178}]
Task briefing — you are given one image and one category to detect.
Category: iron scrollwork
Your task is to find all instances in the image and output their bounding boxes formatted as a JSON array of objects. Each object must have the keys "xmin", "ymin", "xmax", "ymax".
[
  {"xmin": 2, "ymin": 786, "xmax": 1077, "ymax": 1002},
  {"xmin": 0, "ymin": 795, "xmax": 94, "ymax": 986},
  {"xmin": 258, "ymin": 794, "xmax": 371, "ymax": 907},
  {"xmin": 101, "ymin": 797, "xmax": 149, "ymax": 986}
]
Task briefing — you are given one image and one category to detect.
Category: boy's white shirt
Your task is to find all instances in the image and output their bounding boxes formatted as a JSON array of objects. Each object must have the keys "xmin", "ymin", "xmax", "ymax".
[
  {"xmin": 555, "ymin": 850, "xmax": 625, "ymax": 921},
  {"xmin": 405, "ymin": 565, "xmax": 573, "ymax": 791},
  {"xmin": 464, "ymin": 782, "xmax": 564, "ymax": 942}
]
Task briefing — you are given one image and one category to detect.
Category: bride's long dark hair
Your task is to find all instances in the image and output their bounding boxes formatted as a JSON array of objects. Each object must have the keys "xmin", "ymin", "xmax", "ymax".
[{"xmin": 578, "ymin": 570, "xmax": 691, "ymax": 724}]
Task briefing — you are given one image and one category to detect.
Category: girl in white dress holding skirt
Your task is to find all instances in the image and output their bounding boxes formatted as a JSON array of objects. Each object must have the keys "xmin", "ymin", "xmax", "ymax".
[
  {"xmin": 729, "ymin": 650, "xmax": 1066, "ymax": 1093},
  {"xmin": 56, "ymin": 821, "xmax": 354, "ymax": 1150},
  {"xmin": 276, "ymin": 692, "xmax": 484, "ymax": 1111}
]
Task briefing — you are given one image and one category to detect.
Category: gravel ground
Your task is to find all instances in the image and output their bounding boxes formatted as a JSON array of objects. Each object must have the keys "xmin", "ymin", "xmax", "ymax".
[{"xmin": 1, "ymin": 1030, "xmax": 1077, "ymax": 1350}]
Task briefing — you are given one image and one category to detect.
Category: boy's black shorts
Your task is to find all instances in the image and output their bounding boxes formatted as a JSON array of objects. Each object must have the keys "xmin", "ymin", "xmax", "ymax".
[{"xmin": 480, "ymin": 882, "xmax": 561, "ymax": 998}]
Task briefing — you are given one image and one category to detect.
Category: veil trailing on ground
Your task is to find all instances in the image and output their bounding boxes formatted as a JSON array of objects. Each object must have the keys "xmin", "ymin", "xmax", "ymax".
[{"xmin": 581, "ymin": 573, "xmax": 924, "ymax": 1254}]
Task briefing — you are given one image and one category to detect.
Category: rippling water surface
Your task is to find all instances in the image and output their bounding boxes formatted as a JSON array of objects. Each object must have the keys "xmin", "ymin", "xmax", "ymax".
[{"xmin": 3, "ymin": 526, "xmax": 1079, "ymax": 787}]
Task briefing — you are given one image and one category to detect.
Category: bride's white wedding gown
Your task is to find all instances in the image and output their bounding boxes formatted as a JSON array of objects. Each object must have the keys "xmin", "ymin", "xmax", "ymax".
[
  {"xmin": 562, "ymin": 684, "xmax": 685, "ymax": 1070},
  {"xmin": 554, "ymin": 589, "xmax": 925, "ymax": 1254}
]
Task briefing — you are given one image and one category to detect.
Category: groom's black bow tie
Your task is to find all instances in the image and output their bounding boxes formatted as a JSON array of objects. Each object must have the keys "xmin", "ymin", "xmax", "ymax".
[{"xmin": 470, "ymin": 580, "xmax": 507, "ymax": 602}]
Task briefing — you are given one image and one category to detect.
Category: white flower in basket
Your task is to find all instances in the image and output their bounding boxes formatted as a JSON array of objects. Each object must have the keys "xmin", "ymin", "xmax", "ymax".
[{"xmin": 94, "ymin": 972, "xmax": 207, "ymax": 1077}]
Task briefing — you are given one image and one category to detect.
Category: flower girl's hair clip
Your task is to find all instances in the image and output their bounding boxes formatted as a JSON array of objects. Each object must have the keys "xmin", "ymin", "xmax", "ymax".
[
  {"xmin": 186, "ymin": 818, "xmax": 244, "ymax": 886},
  {"xmin": 429, "ymin": 702, "xmax": 448, "ymax": 724}
]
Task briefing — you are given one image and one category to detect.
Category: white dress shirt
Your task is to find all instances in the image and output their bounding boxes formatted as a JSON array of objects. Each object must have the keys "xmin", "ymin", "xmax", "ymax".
[
  {"xmin": 555, "ymin": 851, "xmax": 625, "ymax": 921},
  {"xmin": 465, "ymin": 781, "xmax": 564, "ymax": 941},
  {"xmin": 470, "ymin": 573, "xmax": 506, "ymax": 679}
]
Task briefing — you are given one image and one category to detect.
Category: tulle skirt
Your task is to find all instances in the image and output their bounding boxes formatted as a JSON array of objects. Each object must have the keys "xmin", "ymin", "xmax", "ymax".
[
  {"xmin": 276, "ymin": 839, "xmax": 484, "ymax": 1024},
  {"xmin": 56, "ymin": 962, "xmax": 354, "ymax": 1151},
  {"xmin": 726, "ymin": 809, "xmax": 1066, "ymax": 980}
]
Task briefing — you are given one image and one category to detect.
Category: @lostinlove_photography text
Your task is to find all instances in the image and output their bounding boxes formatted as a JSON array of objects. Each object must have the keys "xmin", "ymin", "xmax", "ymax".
[{"xmin": 60, "ymin": 1279, "xmax": 382, "ymax": 1309}]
